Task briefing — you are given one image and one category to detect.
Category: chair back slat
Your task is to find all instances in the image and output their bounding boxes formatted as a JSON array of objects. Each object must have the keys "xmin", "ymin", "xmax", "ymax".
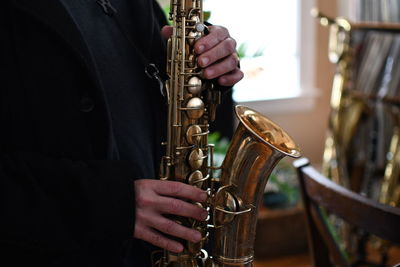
[
  {"xmin": 302, "ymin": 165, "xmax": 400, "ymax": 244},
  {"xmin": 294, "ymin": 158, "xmax": 400, "ymax": 267},
  {"xmin": 309, "ymin": 204, "xmax": 350, "ymax": 267}
]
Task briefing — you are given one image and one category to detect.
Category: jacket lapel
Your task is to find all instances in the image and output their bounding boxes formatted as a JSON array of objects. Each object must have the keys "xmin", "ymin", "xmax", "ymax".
[
  {"xmin": 11, "ymin": 0, "xmax": 101, "ymax": 90},
  {"xmin": 11, "ymin": 0, "xmax": 114, "ymax": 158}
]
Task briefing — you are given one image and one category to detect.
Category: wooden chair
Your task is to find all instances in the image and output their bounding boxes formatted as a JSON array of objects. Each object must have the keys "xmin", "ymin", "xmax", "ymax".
[{"xmin": 293, "ymin": 158, "xmax": 400, "ymax": 267}]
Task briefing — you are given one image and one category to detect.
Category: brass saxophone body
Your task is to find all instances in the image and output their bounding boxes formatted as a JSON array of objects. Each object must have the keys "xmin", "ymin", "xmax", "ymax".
[{"xmin": 157, "ymin": 1, "xmax": 301, "ymax": 266}]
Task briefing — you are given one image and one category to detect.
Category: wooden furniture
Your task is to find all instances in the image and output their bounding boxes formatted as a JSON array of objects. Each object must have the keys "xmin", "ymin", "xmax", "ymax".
[
  {"xmin": 312, "ymin": 10, "xmax": 400, "ymax": 266},
  {"xmin": 293, "ymin": 158, "xmax": 400, "ymax": 267},
  {"xmin": 254, "ymin": 206, "xmax": 308, "ymax": 259}
]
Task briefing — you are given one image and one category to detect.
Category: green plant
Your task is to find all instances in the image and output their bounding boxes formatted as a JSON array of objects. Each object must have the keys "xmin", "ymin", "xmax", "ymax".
[
  {"xmin": 265, "ymin": 160, "xmax": 300, "ymax": 209},
  {"xmin": 208, "ymin": 132, "xmax": 229, "ymax": 156},
  {"xmin": 237, "ymin": 43, "xmax": 266, "ymax": 59}
]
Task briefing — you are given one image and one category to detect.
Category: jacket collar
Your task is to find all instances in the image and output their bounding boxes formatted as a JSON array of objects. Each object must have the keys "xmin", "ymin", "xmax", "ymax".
[
  {"xmin": 11, "ymin": 0, "xmax": 113, "ymax": 158},
  {"xmin": 11, "ymin": 0, "xmax": 102, "ymax": 92}
]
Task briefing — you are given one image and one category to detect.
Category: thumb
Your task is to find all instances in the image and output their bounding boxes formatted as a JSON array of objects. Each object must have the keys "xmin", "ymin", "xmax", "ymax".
[{"xmin": 161, "ymin": 25, "xmax": 173, "ymax": 40}]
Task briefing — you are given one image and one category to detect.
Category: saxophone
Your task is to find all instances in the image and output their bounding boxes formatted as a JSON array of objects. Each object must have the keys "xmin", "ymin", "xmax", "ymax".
[{"xmin": 156, "ymin": 1, "xmax": 301, "ymax": 266}]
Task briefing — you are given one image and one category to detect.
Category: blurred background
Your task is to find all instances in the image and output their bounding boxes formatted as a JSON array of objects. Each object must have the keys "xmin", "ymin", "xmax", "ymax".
[
  {"xmin": 158, "ymin": 0, "xmax": 333, "ymax": 167},
  {"xmin": 157, "ymin": 0, "xmax": 400, "ymax": 266}
]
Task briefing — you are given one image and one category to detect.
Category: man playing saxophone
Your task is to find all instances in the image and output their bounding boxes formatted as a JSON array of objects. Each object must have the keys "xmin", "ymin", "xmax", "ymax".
[{"xmin": 0, "ymin": 0, "xmax": 242, "ymax": 266}]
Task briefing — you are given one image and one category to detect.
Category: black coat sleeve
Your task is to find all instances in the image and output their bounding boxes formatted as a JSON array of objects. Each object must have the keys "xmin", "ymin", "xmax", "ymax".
[{"xmin": 152, "ymin": 0, "xmax": 168, "ymax": 27}]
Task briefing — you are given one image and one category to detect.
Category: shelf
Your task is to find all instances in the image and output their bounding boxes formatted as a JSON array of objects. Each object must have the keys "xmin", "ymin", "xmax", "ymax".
[
  {"xmin": 312, "ymin": 8, "xmax": 400, "ymax": 32},
  {"xmin": 346, "ymin": 90, "xmax": 400, "ymax": 106},
  {"xmin": 350, "ymin": 21, "xmax": 400, "ymax": 31},
  {"xmin": 255, "ymin": 206, "xmax": 308, "ymax": 259}
]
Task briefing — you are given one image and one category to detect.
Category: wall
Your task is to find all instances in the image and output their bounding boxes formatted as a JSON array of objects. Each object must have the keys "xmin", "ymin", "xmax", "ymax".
[
  {"xmin": 262, "ymin": 0, "xmax": 337, "ymax": 165},
  {"xmin": 157, "ymin": 0, "xmax": 169, "ymax": 7}
]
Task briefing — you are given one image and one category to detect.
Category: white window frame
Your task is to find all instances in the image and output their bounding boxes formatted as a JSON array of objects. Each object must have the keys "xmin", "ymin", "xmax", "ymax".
[
  {"xmin": 238, "ymin": 0, "xmax": 317, "ymax": 115},
  {"xmin": 156, "ymin": 0, "xmax": 318, "ymax": 115}
]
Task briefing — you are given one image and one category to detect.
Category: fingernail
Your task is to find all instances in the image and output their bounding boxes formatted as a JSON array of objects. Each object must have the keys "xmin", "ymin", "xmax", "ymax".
[
  {"xmin": 220, "ymin": 78, "xmax": 227, "ymax": 85},
  {"xmin": 174, "ymin": 243, "xmax": 184, "ymax": 253},
  {"xmin": 201, "ymin": 210, "xmax": 208, "ymax": 220},
  {"xmin": 192, "ymin": 231, "xmax": 202, "ymax": 242},
  {"xmin": 199, "ymin": 192, "xmax": 207, "ymax": 202},
  {"xmin": 198, "ymin": 45, "xmax": 205, "ymax": 53},
  {"xmin": 205, "ymin": 69, "xmax": 215, "ymax": 78},
  {"xmin": 200, "ymin": 57, "xmax": 209, "ymax": 66}
]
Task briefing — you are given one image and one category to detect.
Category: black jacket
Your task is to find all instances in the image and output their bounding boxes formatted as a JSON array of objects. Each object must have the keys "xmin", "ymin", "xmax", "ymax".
[{"xmin": 0, "ymin": 0, "xmax": 167, "ymax": 266}]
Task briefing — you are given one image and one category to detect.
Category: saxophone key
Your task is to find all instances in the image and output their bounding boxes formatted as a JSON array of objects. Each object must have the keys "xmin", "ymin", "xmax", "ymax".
[
  {"xmin": 187, "ymin": 31, "xmax": 201, "ymax": 45},
  {"xmin": 187, "ymin": 76, "xmax": 202, "ymax": 94},
  {"xmin": 188, "ymin": 170, "xmax": 206, "ymax": 188},
  {"xmin": 185, "ymin": 97, "xmax": 205, "ymax": 119},
  {"xmin": 186, "ymin": 125, "xmax": 203, "ymax": 145},
  {"xmin": 188, "ymin": 148, "xmax": 206, "ymax": 169},
  {"xmin": 187, "ymin": 55, "xmax": 197, "ymax": 68}
]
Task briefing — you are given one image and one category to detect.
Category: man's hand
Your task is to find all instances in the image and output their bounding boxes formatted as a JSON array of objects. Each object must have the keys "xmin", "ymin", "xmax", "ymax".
[
  {"xmin": 133, "ymin": 179, "xmax": 208, "ymax": 253},
  {"xmin": 162, "ymin": 25, "xmax": 244, "ymax": 87},
  {"xmin": 194, "ymin": 26, "xmax": 243, "ymax": 86}
]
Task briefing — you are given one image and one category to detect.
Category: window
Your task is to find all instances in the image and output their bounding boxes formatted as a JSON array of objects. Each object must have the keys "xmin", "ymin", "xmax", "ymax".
[
  {"xmin": 204, "ymin": 0, "xmax": 316, "ymax": 108},
  {"xmin": 157, "ymin": 0, "xmax": 316, "ymax": 111}
]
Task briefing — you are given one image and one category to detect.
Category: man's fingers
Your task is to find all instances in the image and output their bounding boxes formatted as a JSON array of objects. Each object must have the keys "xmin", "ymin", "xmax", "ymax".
[
  {"xmin": 197, "ymin": 38, "xmax": 236, "ymax": 68},
  {"xmin": 148, "ymin": 215, "xmax": 202, "ymax": 244},
  {"xmin": 134, "ymin": 224, "xmax": 184, "ymax": 253},
  {"xmin": 218, "ymin": 68, "xmax": 244, "ymax": 86},
  {"xmin": 194, "ymin": 26, "xmax": 230, "ymax": 54},
  {"xmin": 157, "ymin": 196, "xmax": 208, "ymax": 221},
  {"xmin": 161, "ymin": 25, "xmax": 173, "ymax": 39},
  {"xmin": 202, "ymin": 53, "xmax": 240, "ymax": 80},
  {"xmin": 134, "ymin": 179, "xmax": 208, "ymax": 252},
  {"xmin": 153, "ymin": 180, "xmax": 208, "ymax": 203}
]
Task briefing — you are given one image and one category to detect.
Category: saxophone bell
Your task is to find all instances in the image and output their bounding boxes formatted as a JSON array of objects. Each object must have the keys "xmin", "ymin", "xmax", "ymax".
[{"xmin": 211, "ymin": 105, "xmax": 301, "ymax": 267}]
